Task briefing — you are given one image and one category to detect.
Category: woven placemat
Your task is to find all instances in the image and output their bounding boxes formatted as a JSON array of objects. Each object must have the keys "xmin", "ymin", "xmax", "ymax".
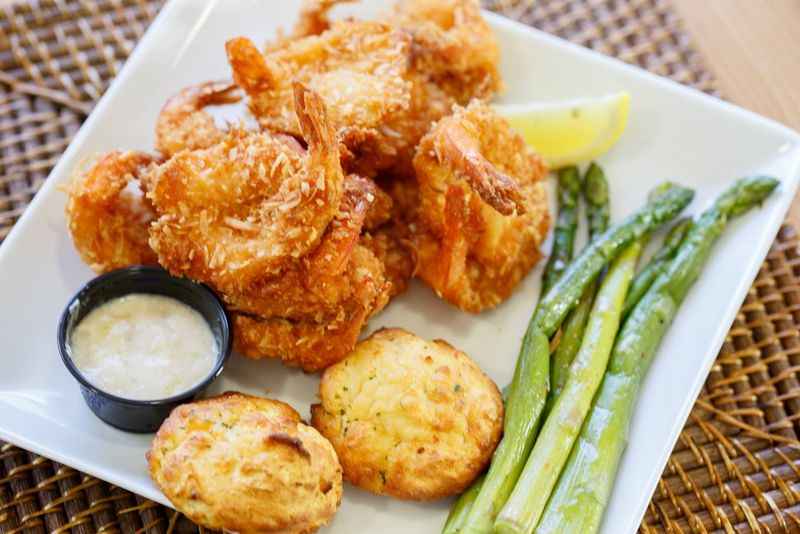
[{"xmin": 0, "ymin": 1, "xmax": 795, "ymax": 533}]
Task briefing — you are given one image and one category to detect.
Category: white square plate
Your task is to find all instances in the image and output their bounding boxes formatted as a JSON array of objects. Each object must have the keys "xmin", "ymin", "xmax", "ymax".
[{"xmin": 1, "ymin": 1, "xmax": 799, "ymax": 532}]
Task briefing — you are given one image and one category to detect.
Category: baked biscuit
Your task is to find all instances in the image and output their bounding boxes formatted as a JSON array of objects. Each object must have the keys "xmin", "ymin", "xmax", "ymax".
[
  {"xmin": 148, "ymin": 392, "xmax": 342, "ymax": 534},
  {"xmin": 311, "ymin": 328, "xmax": 503, "ymax": 500}
]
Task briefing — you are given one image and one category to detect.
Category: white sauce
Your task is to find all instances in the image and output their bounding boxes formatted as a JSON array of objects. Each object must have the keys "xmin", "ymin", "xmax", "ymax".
[{"xmin": 69, "ymin": 294, "xmax": 217, "ymax": 400}]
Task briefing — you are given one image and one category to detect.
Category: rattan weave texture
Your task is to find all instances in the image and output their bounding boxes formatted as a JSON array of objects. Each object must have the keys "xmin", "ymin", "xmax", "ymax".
[{"xmin": 0, "ymin": 1, "xmax": 797, "ymax": 533}]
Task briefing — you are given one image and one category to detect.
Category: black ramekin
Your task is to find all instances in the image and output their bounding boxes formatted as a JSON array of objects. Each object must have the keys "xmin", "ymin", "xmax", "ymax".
[{"xmin": 57, "ymin": 266, "xmax": 232, "ymax": 433}]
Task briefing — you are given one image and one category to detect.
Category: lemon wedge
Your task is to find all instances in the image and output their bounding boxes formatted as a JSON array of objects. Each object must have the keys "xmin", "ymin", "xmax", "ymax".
[{"xmin": 494, "ymin": 92, "xmax": 630, "ymax": 169}]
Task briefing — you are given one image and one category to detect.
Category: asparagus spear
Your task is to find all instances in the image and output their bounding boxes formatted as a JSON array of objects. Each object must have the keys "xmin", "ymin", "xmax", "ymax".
[
  {"xmin": 459, "ymin": 327, "xmax": 550, "ymax": 534},
  {"xmin": 584, "ymin": 162, "xmax": 610, "ymax": 238},
  {"xmin": 541, "ymin": 166, "xmax": 582, "ymax": 295},
  {"xmin": 550, "ymin": 163, "xmax": 610, "ymax": 403},
  {"xmin": 535, "ymin": 176, "xmax": 779, "ymax": 534},
  {"xmin": 495, "ymin": 240, "xmax": 642, "ymax": 534},
  {"xmin": 451, "ymin": 184, "xmax": 693, "ymax": 534},
  {"xmin": 622, "ymin": 218, "xmax": 693, "ymax": 318},
  {"xmin": 443, "ymin": 475, "xmax": 485, "ymax": 534},
  {"xmin": 532, "ymin": 183, "xmax": 693, "ymax": 337},
  {"xmin": 548, "ymin": 293, "xmax": 593, "ymax": 404}
]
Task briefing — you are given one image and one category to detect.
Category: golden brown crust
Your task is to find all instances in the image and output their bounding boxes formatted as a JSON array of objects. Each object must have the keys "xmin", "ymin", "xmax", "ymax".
[
  {"xmin": 290, "ymin": 0, "xmax": 354, "ymax": 39},
  {"xmin": 147, "ymin": 392, "xmax": 342, "ymax": 534},
  {"xmin": 231, "ymin": 244, "xmax": 393, "ymax": 372},
  {"xmin": 225, "ymin": 22, "xmax": 411, "ymax": 173},
  {"xmin": 147, "ymin": 84, "xmax": 345, "ymax": 294},
  {"xmin": 65, "ymin": 150, "xmax": 160, "ymax": 273},
  {"xmin": 66, "ymin": 1, "xmax": 516, "ymax": 371},
  {"xmin": 154, "ymin": 81, "xmax": 241, "ymax": 158},
  {"xmin": 222, "ymin": 175, "xmax": 380, "ymax": 321},
  {"xmin": 311, "ymin": 328, "xmax": 503, "ymax": 500},
  {"xmin": 411, "ymin": 100, "xmax": 550, "ymax": 312},
  {"xmin": 359, "ymin": 225, "xmax": 416, "ymax": 298},
  {"xmin": 389, "ymin": 0, "xmax": 502, "ymax": 104}
]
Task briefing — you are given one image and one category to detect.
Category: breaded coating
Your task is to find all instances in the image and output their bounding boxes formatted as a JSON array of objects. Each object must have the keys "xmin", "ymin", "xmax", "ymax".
[
  {"xmin": 66, "ymin": 150, "xmax": 159, "ymax": 273},
  {"xmin": 233, "ymin": 244, "xmax": 392, "ymax": 372},
  {"xmin": 147, "ymin": 83, "xmax": 345, "ymax": 294},
  {"xmin": 360, "ymin": 225, "xmax": 415, "ymax": 298},
  {"xmin": 412, "ymin": 100, "xmax": 550, "ymax": 312},
  {"xmin": 363, "ymin": 182, "xmax": 394, "ymax": 230},
  {"xmin": 155, "ymin": 80, "xmax": 241, "ymax": 158},
  {"xmin": 226, "ymin": 21, "xmax": 411, "ymax": 175},
  {"xmin": 147, "ymin": 392, "xmax": 342, "ymax": 534},
  {"xmin": 64, "ymin": 0, "xmax": 522, "ymax": 372},
  {"xmin": 222, "ymin": 175, "xmax": 379, "ymax": 320},
  {"xmin": 389, "ymin": 0, "xmax": 502, "ymax": 103},
  {"xmin": 290, "ymin": 0, "xmax": 353, "ymax": 39},
  {"xmin": 311, "ymin": 328, "xmax": 503, "ymax": 500}
]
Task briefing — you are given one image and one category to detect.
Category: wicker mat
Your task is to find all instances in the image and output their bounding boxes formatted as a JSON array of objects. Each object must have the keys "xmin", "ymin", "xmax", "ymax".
[{"xmin": 0, "ymin": 1, "xmax": 797, "ymax": 533}]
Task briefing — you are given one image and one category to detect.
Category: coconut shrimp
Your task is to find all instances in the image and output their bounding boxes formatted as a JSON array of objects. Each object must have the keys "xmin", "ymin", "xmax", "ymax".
[
  {"xmin": 360, "ymin": 224, "xmax": 415, "ymax": 298},
  {"xmin": 290, "ymin": 0, "xmax": 354, "ymax": 39},
  {"xmin": 155, "ymin": 81, "xmax": 242, "ymax": 158},
  {"xmin": 225, "ymin": 21, "xmax": 411, "ymax": 175},
  {"xmin": 367, "ymin": 0, "xmax": 505, "ymax": 177},
  {"xmin": 223, "ymin": 174, "xmax": 384, "ymax": 321},
  {"xmin": 411, "ymin": 101, "xmax": 550, "ymax": 312},
  {"xmin": 66, "ymin": 151, "xmax": 159, "ymax": 273},
  {"xmin": 389, "ymin": 0, "xmax": 502, "ymax": 104},
  {"xmin": 233, "ymin": 244, "xmax": 392, "ymax": 372},
  {"xmin": 233, "ymin": 307, "xmax": 367, "ymax": 373},
  {"xmin": 147, "ymin": 83, "xmax": 345, "ymax": 293}
]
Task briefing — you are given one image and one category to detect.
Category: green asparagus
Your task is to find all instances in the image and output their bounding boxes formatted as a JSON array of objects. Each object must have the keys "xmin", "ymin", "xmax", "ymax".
[
  {"xmin": 549, "ymin": 163, "xmax": 611, "ymax": 403},
  {"xmin": 459, "ymin": 327, "xmax": 549, "ymax": 534},
  {"xmin": 622, "ymin": 218, "xmax": 693, "ymax": 318},
  {"xmin": 442, "ymin": 475, "xmax": 485, "ymax": 534},
  {"xmin": 535, "ymin": 176, "xmax": 779, "ymax": 534},
  {"xmin": 548, "ymin": 292, "xmax": 593, "ymax": 404},
  {"xmin": 450, "ymin": 183, "xmax": 692, "ymax": 534},
  {"xmin": 584, "ymin": 162, "xmax": 611, "ymax": 238},
  {"xmin": 495, "ymin": 240, "xmax": 642, "ymax": 534},
  {"xmin": 542, "ymin": 166, "xmax": 582, "ymax": 295},
  {"xmin": 532, "ymin": 183, "xmax": 693, "ymax": 337}
]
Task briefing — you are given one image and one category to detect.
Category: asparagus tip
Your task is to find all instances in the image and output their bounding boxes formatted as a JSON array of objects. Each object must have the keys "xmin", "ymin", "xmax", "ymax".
[{"xmin": 721, "ymin": 176, "xmax": 779, "ymax": 216}]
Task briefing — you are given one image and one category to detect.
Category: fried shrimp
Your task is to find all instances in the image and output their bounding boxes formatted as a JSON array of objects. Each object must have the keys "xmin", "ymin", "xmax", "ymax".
[
  {"xmin": 226, "ymin": 23, "xmax": 410, "ymax": 136},
  {"xmin": 223, "ymin": 174, "xmax": 382, "ymax": 321},
  {"xmin": 66, "ymin": 151, "xmax": 159, "ymax": 273},
  {"xmin": 225, "ymin": 22, "xmax": 411, "ymax": 175},
  {"xmin": 233, "ymin": 244, "xmax": 392, "ymax": 372},
  {"xmin": 426, "ymin": 110, "xmax": 526, "ymax": 216},
  {"xmin": 412, "ymin": 101, "xmax": 550, "ymax": 312},
  {"xmin": 155, "ymin": 81, "xmax": 242, "ymax": 158},
  {"xmin": 147, "ymin": 83, "xmax": 345, "ymax": 293},
  {"xmin": 390, "ymin": 0, "xmax": 502, "ymax": 104},
  {"xmin": 290, "ymin": 0, "xmax": 353, "ymax": 39},
  {"xmin": 360, "ymin": 225, "xmax": 415, "ymax": 298},
  {"xmin": 233, "ymin": 307, "xmax": 366, "ymax": 373}
]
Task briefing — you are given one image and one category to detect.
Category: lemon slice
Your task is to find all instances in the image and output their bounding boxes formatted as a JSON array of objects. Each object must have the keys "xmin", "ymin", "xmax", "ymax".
[{"xmin": 494, "ymin": 92, "xmax": 630, "ymax": 169}]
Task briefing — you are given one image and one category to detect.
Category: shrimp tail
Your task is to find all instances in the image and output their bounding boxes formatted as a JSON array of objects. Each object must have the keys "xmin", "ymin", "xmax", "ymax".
[
  {"xmin": 155, "ymin": 81, "xmax": 242, "ymax": 157},
  {"xmin": 441, "ymin": 125, "xmax": 526, "ymax": 216},
  {"xmin": 225, "ymin": 36, "xmax": 278, "ymax": 94},
  {"xmin": 293, "ymin": 81, "xmax": 336, "ymax": 151},
  {"xmin": 192, "ymin": 80, "xmax": 241, "ymax": 107}
]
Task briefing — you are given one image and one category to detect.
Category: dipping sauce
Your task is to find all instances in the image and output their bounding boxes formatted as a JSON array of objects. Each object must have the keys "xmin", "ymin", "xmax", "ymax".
[{"xmin": 69, "ymin": 294, "xmax": 217, "ymax": 400}]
